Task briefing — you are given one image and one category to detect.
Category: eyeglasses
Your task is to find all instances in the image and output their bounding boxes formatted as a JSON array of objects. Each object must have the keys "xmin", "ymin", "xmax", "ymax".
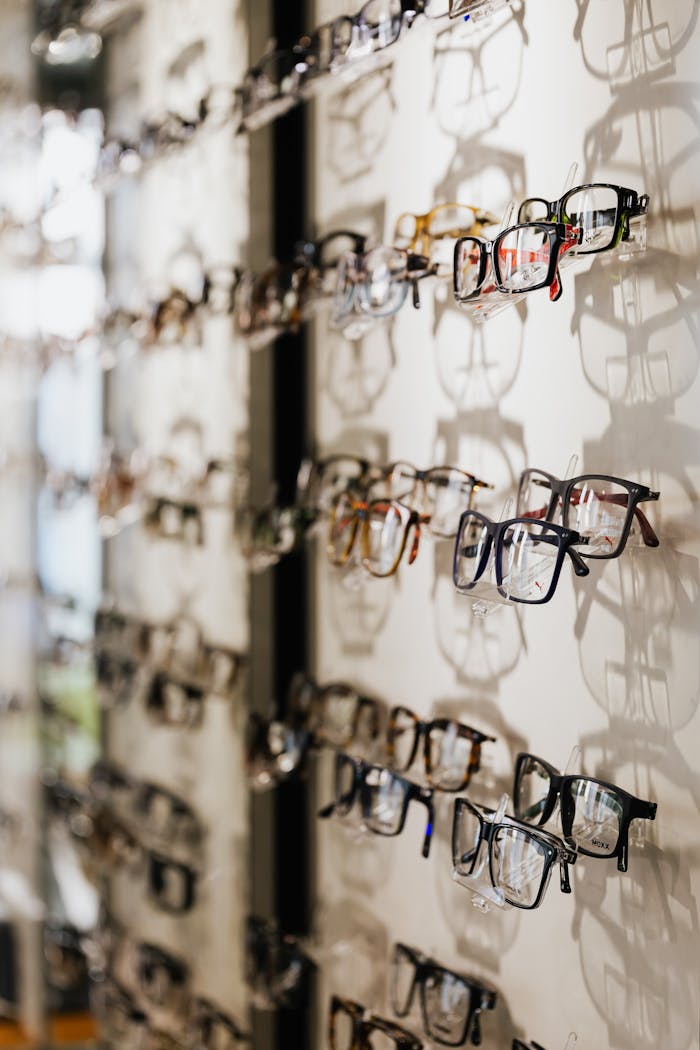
[
  {"xmin": 246, "ymin": 711, "xmax": 312, "ymax": 790},
  {"xmin": 234, "ymin": 263, "xmax": 311, "ymax": 344},
  {"xmin": 391, "ymin": 943, "xmax": 496, "ymax": 1046},
  {"xmin": 393, "ymin": 203, "xmax": 499, "ymax": 274},
  {"xmin": 452, "ymin": 798, "xmax": 578, "ymax": 910},
  {"xmin": 297, "ymin": 453, "xmax": 379, "ymax": 513},
  {"xmin": 236, "ymin": 503, "xmax": 311, "ymax": 571},
  {"xmin": 187, "ymin": 997, "xmax": 251, "ymax": 1047},
  {"xmin": 368, "ymin": 462, "xmax": 493, "ymax": 537},
  {"xmin": 293, "ymin": 229, "xmax": 369, "ymax": 287},
  {"xmin": 236, "ymin": 1, "xmax": 447, "ymax": 132},
  {"xmin": 319, "ymin": 752, "xmax": 435, "ymax": 857},
  {"xmin": 329, "ymin": 494, "xmax": 431, "ymax": 578},
  {"xmin": 333, "ymin": 246, "xmax": 435, "ymax": 327},
  {"xmin": 387, "ymin": 705, "xmax": 496, "ymax": 791},
  {"xmin": 245, "ymin": 915, "xmax": 314, "ymax": 1010},
  {"xmin": 453, "ymin": 222, "xmax": 582, "ymax": 304},
  {"xmin": 329, "ymin": 994, "xmax": 423, "ymax": 1050},
  {"xmin": 517, "ymin": 182, "xmax": 649, "ymax": 255},
  {"xmin": 235, "ymin": 230, "xmax": 365, "ymax": 345},
  {"xmin": 453, "ymin": 510, "xmax": 591, "ymax": 605},
  {"xmin": 513, "ymin": 752, "xmax": 657, "ymax": 873},
  {"xmin": 516, "ymin": 468, "xmax": 660, "ymax": 559},
  {"xmin": 290, "ymin": 672, "xmax": 381, "ymax": 751}
]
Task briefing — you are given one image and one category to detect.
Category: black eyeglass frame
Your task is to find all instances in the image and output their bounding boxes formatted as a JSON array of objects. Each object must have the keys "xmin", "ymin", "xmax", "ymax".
[
  {"xmin": 512, "ymin": 752, "xmax": 657, "ymax": 873},
  {"xmin": 453, "ymin": 510, "xmax": 590, "ymax": 606},
  {"xmin": 517, "ymin": 182, "xmax": 650, "ymax": 255},
  {"xmin": 391, "ymin": 942, "xmax": 496, "ymax": 1047},
  {"xmin": 319, "ymin": 752, "xmax": 435, "ymax": 857},
  {"xmin": 516, "ymin": 468, "xmax": 660, "ymax": 560},
  {"xmin": 452, "ymin": 797, "xmax": 578, "ymax": 911},
  {"xmin": 453, "ymin": 221, "xmax": 582, "ymax": 303}
]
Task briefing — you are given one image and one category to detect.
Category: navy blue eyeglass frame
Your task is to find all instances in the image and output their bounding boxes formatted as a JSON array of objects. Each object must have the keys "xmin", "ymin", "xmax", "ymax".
[
  {"xmin": 513, "ymin": 752, "xmax": 657, "ymax": 873},
  {"xmin": 319, "ymin": 752, "xmax": 435, "ymax": 857},
  {"xmin": 452, "ymin": 510, "xmax": 590, "ymax": 606}
]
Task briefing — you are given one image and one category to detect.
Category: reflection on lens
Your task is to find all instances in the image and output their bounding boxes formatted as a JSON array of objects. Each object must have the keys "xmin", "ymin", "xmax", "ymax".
[
  {"xmin": 452, "ymin": 802, "xmax": 481, "ymax": 875},
  {"xmin": 365, "ymin": 768, "xmax": 406, "ymax": 835},
  {"xmin": 566, "ymin": 779, "xmax": 621, "ymax": 856},
  {"xmin": 514, "ymin": 756, "xmax": 552, "ymax": 824},
  {"xmin": 567, "ymin": 478, "xmax": 630, "ymax": 556},
  {"xmin": 499, "ymin": 522, "xmax": 559, "ymax": 602},
  {"xmin": 361, "ymin": 247, "xmax": 408, "ymax": 316},
  {"xmin": 320, "ymin": 685, "xmax": 358, "ymax": 747},
  {"xmin": 332, "ymin": 252, "xmax": 359, "ymax": 323},
  {"xmin": 491, "ymin": 826, "xmax": 546, "ymax": 908},
  {"xmin": 364, "ymin": 501, "xmax": 405, "ymax": 576},
  {"xmin": 518, "ymin": 197, "xmax": 550, "ymax": 223},
  {"xmin": 497, "ymin": 225, "xmax": 551, "ymax": 292},
  {"xmin": 516, "ymin": 469, "xmax": 560, "ymax": 523},
  {"xmin": 390, "ymin": 945, "xmax": 416, "ymax": 1016},
  {"xmin": 454, "ymin": 238, "xmax": 483, "ymax": 299},
  {"xmin": 563, "ymin": 185, "xmax": 618, "ymax": 252},
  {"xmin": 425, "ymin": 469, "xmax": 473, "ymax": 537},
  {"xmin": 389, "ymin": 706, "xmax": 417, "ymax": 771},
  {"xmin": 328, "ymin": 492, "xmax": 357, "ymax": 565},
  {"xmin": 423, "ymin": 970, "xmax": 470, "ymax": 1043},
  {"xmin": 454, "ymin": 515, "xmax": 490, "ymax": 590},
  {"xmin": 427, "ymin": 722, "xmax": 471, "ymax": 790}
]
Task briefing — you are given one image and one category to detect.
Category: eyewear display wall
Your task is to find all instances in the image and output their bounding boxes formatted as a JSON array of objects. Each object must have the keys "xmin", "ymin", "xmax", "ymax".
[{"xmin": 3, "ymin": 0, "xmax": 692, "ymax": 1048}]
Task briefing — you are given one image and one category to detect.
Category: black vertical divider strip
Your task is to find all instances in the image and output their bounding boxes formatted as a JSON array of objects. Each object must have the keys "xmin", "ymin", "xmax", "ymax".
[{"xmin": 270, "ymin": 1, "xmax": 311, "ymax": 1048}]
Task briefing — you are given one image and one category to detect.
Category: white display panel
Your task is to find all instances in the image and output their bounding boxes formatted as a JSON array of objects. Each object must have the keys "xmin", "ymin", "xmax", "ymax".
[{"xmin": 308, "ymin": 2, "xmax": 700, "ymax": 1048}]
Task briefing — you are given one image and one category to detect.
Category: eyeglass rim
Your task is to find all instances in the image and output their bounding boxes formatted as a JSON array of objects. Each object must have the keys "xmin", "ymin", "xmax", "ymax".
[
  {"xmin": 452, "ymin": 509, "xmax": 585, "ymax": 605},
  {"xmin": 516, "ymin": 466, "xmax": 660, "ymax": 559}
]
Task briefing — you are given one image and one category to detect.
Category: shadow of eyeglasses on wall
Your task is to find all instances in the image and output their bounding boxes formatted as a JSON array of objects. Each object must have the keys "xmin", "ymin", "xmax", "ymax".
[
  {"xmin": 429, "ymin": 2, "xmax": 527, "ymax": 139},
  {"xmin": 570, "ymin": 244, "xmax": 700, "ymax": 407},
  {"xmin": 572, "ymin": 0, "xmax": 698, "ymax": 89},
  {"xmin": 427, "ymin": 407, "xmax": 528, "ymax": 688},
  {"xmin": 573, "ymin": 543, "xmax": 700, "ymax": 734},
  {"xmin": 569, "ymin": 841, "xmax": 699, "ymax": 1050},
  {"xmin": 309, "ymin": 897, "xmax": 391, "ymax": 1013},
  {"xmin": 323, "ymin": 66, "xmax": 397, "ymax": 185},
  {"xmin": 317, "ymin": 318, "xmax": 398, "ymax": 419}
]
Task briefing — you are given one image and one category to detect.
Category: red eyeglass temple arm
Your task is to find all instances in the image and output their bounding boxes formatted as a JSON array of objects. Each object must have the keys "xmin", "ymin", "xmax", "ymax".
[{"xmin": 522, "ymin": 491, "xmax": 660, "ymax": 547}]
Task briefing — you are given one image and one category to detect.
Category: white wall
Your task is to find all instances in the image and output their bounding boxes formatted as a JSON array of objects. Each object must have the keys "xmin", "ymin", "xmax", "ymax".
[{"xmin": 309, "ymin": 2, "xmax": 700, "ymax": 1048}]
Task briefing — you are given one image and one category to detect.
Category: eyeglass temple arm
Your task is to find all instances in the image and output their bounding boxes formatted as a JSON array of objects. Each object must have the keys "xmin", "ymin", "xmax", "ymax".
[
  {"xmin": 411, "ymin": 786, "xmax": 434, "ymax": 857},
  {"xmin": 617, "ymin": 799, "xmax": 657, "ymax": 872},
  {"xmin": 567, "ymin": 543, "xmax": 590, "ymax": 577},
  {"xmin": 558, "ymin": 852, "xmax": 576, "ymax": 893}
]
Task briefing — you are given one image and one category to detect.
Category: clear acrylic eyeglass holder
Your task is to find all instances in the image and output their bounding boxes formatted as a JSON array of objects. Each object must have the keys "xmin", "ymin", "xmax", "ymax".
[
  {"xmin": 458, "ymin": 162, "xmax": 648, "ymax": 325},
  {"xmin": 453, "ymin": 748, "xmax": 581, "ymax": 912}
]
